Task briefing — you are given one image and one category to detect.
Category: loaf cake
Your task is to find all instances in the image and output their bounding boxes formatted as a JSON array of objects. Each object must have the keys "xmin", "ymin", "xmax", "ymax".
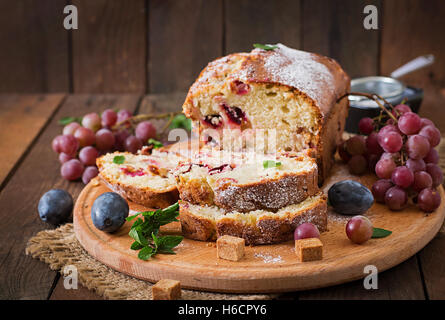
[
  {"xmin": 182, "ymin": 43, "xmax": 350, "ymax": 183},
  {"xmin": 179, "ymin": 193, "xmax": 327, "ymax": 245},
  {"xmin": 173, "ymin": 148, "xmax": 319, "ymax": 213},
  {"xmin": 96, "ymin": 148, "xmax": 186, "ymax": 208}
]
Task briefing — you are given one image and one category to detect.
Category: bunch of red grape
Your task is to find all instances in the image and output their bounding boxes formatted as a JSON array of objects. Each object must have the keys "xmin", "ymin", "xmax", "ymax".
[
  {"xmin": 339, "ymin": 104, "xmax": 443, "ymax": 213},
  {"xmin": 51, "ymin": 109, "xmax": 157, "ymax": 184}
]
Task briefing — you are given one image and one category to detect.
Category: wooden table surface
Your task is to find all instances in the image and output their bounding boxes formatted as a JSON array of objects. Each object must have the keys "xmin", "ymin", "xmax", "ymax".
[{"xmin": 1, "ymin": 93, "xmax": 444, "ymax": 300}]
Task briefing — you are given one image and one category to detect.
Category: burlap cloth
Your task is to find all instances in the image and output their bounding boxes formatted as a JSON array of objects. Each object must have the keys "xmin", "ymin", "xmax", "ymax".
[{"xmin": 25, "ymin": 138, "xmax": 445, "ymax": 300}]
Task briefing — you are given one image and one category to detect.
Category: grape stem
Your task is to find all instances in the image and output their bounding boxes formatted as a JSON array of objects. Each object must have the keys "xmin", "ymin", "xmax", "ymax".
[
  {"xmin": 337, "ymin": 92, "xmax": 398, "ymax": 123},
  {"xmin": 112, "ymin": 112, "xmax": 182, "ymax": 132}
]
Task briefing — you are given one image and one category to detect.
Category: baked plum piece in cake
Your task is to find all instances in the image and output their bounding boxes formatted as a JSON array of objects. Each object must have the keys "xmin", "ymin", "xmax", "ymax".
[
  {"xmin": 182, "ymin": 44, "xmax": 350, "ymax": 183},
  {"xmin": 97, "ymin": 149, "xmax": 186, "ymax": 208},
  {"xmin": 173, "ymin": 149, "xmax": 319, "ymax": 213}
]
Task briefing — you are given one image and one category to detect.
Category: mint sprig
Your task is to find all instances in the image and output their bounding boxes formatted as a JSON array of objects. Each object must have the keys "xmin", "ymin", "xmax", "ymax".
[
  {"xmin": 372, "ymin": 227, "xmax": 392, "ymax": 238},
  {"xmin": 263, "ymin": 160, "xmax": 282, "ymax": 169},
  {"xmin": 58, "ymin": 116, "xmax": 82, "ymax": 125},
  {"xmin": 148, "ymin": 138, "xmax": 163, "ymax": 149},
  {"xmin": 126, "ymin": 202, "xmax": 183, "ymax": 260},
  {"xmin": 113, "ymin": 155, "xmax": 125, "ymax": 164},
  {"xmin": 169, "ymin": 114, "xmax": 192, "ymax": 131},
  {"xmin": 253, "ymin": 43, "xmax": 278, "ymax": 51}
]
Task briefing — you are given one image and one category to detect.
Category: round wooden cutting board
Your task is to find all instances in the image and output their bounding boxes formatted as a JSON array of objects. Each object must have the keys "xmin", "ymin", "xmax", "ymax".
[{"xmin": 74, "ymin": 162, "xmax": 445, "ymax": 293}]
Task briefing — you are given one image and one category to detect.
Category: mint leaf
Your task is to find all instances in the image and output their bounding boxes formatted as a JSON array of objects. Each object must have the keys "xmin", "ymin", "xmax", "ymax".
[
  {"xmin": 113, "ymin": 155, "xmax": 125, "ymax": 164},
  {"xmin": 130, "ymin": 241, "xmax": 144, "ymax": 250},
  {"xmin": 148, "ymin": 138, "xmax": 163, "ymax": 149},
  {"xmin": 170, "ymin": 114, "xmax": 192, "ymax": 131},
  {"xmin": 59, "ymin": 116, "xmax": 81, "ymax": 125},
  {"xmin": 126, "ymin": 214, "xmax": 140, "ymax": 222},
  {"xmin": 157, "ymin": 236, "xmax": 183, "ymax": 254},
  {"xmin": 129, "ymin": 228, "xmax": 149, "ymax": 246},
  {"xmin": 372, "ymin": 227, "xmax": 392, "ymax": 238},
  {"xmin": 138, "ymin": 246, "xmax": 154, "ymax": 261},
  {"xmin": 263, "ymin": 160, "xmax": 282, "ymax": 169},
  {"xmin": 253, "ymin": 43, "xmax": 278, "ymax": 51}
]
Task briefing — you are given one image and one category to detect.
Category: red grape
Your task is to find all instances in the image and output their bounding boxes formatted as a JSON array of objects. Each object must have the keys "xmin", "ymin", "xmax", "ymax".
[
  {"xmin": 63, "ymin": 122, "xmax": 81, "ymax": 136},
  {"xmin": 426, "ymin": 163, "xmax": 443, "ymax": 187},
  {"xmin": 417, "ymin": 188, "xmax": 441, "ymax": 212},
  {"xmin": 398, "ymin": 112, "xmax": 422, "ymax": 135},
  {"xmin": 294, "ymin": 223, "xmax": 320, "ymax": 240},
  {"xmin": 82, "ymin": 166, "xmax": 99, "ymax": 184},
  {"xmin": 366, "ymin": 132, "xmax": 383, "ymax": 155},
  {"xmin": 101, "ymin": 109, "xmax": 118, "ymax": 127},
  {"xmin": 379, "ymin": 131, "xmax": 403, "ymax": 153},
  {"xmin": 367, "ymin": 153, "xmax": 380, "ymax": 172},
  {"xmin": 61, "ymin": 159, "xmax": 84, "ymax": 181},
  {"xmin": 420, "ymin": 118, "xmax": 434, "ymax": 128},
  {"xmin": 124, "ymin": 135, "xmax": 143, "ymax": 153},
  {"xmin": 406, "ymin": 158, "xmax": 426, "ymax": 173},
  {"xmin": 51, "ymin": 135, "xmax": 64, "ymax": 153},
  {"xmin": 375, "ymin": 158, "xmax": 397, "ymax": 179},
  {"xmin": 59, "ymin": 152, "xmax": 74, "ymax": 164},
  {"xmin": 96, "ymin": 128, "xmax": 115, "ymax": 151},
  {"xmin": 345, "ymin": 215, "xmax": 373, "ymax": 244},
  {"xmin": 391, "ymin": 166, "xmax": 414, "ymax": 188},
  {"xmin": 380, "ymin": 152, "xmax": 400, "ymax": 162},
  {"xmin": 135, "ymin": 121, "xmax": 157, "ymax": 142},
  {"xmin": 384, "ymin": 186, "xmax": 408, "ymax": 211},
  {"xmin": 345, "ymin": 136, "xmax": 366, "ymax": 155},
  {"xmin": 406, "ymin": 134, "xmax": 430, "ymax": 160},
  {"xmin": 79, "ymin": 146, "xmax": 99, "ymax": 166},
  {"xmin": 82, "ymin": 113, "xmax": 101, "ymax": 132},
  {"xmin": 419, "ymin": 125, "xmax": 441, "ymax": 147},
  {"xmin": 338, "ymin": 141, "xmax": 351, "ymax": 163},
  {"xmin": 347, "ymin": 155, "xmax": 367, "ymax": 175},
  {"xmin": 117, "ymin": 109, "xmax": 132, "ymax": 123},
  {"xmin": 59, "ymin": 134, "xmax": 79, "ymax": 155},
  {"xmin": 393, "ymin": 104, "xmax": 412, "ymax": 116},
  {"xmin": 358, "ymin": 117, "xmax": 374, "ymax": 135},
  {"xmin": 74, "ymin": 127, "xmax": 95, "ymax": 147},
  {"xmin": 371, "ymin": 179, "xmax": 393, "ymax": 203},
  {"xmin": 379, "ymin": 124, "xmax": 398, "ymax": 136},
  {"xmin": 424, "ymin": 148, "xmax": 439, "ymax": 164},
  {"xmin": 114, "ymin": 130, "xmax": 130, "ymax": 151},
  {"xmin": 412, "ymin": 171, "xmax": 433, "ymax": 192}
]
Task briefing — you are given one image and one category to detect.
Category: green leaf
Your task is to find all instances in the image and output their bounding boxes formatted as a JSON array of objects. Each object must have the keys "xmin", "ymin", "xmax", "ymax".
[
  {"xmin": 129, "ymin": 228, "xmax": 148, "ymax": 246},
  {"xmin": 113, "ymin": 155, "xmax": 125, "ymax": 164},
  {"xmin": 138, "ymin": 246, "xmax": 154, "ymax": 261},
  {"xmin": 253, "ymin": 43, "xmax": 278, "ymax": 51},
  {"xmin": 130, "ymin": 241, "xmax": 144, "ymax": 250},
  {"xmin": 263, "ymin": 160, "xmax": 282, "ymax": 169},
  {"xmin": 372, "ymin": 227, "xmax": 392, "ymax": 238},
  {"xmin": 58, "ymin": 116, "xmax": 81, "ymax": 125},
  {"xmin": 158, "ymin": 235, "xmax": 183, "ymax": 251},
  {"xmin": 148, "ymin": 138, "xmax": 163, "ymax": 149},
  {"xmin": 126, "ymin": 214, "xmax": 140, "ymax": 222},
  {"xmin": 169, "ymin": 114, "xmax": 192, "ymax": 131}
]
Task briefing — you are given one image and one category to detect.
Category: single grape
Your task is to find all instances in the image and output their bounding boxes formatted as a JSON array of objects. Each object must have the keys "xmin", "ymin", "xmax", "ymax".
[
  {"xmin": 375, "ymin": 158, "xmax": 397, "ymax": 179},
  {"xmin": 419, "ymin": 125, "xmax": 441, "ymax": 147},
  {"xmin": 391, "ymin": 166, "xmax": 414, "ymax": 188},
  {"xmin": 294, "ymin": 223, "xmax": 320, "ymax": 240},
  {"xmin": 379, "ymin": 131, "xmax": 403, "ymax": 153},
  {"xmin": 420, "ymin": 118, "xmax": 435, "ymax": 128},
  {"xmin": 406, "ymin": 158, "xmax": 426, "ymax": 173},
  {"xmin": 371, "ymin": 179, "xmax": 393, "ymax": 203},
  {"xmin": 412, "ymin": 171, "xmax": 433, "ymax": 192},
  {"xmin": 135, "ymin": 121, "xmax": 157, "ymax": 142},
  {"xmin": 59, "ymin": 134, "xmax": 79, "ymax": 155},
  {"xmin": 345, "ymin": 215, "xmax": 373, "ymax": 244},
  {"xmin": 366, "ymin": 132, "xmax": 383, "ymax": 155},
  {"xmin": 124, "ymin": 135, "xmax": 143, "ymax": 153},
  {"xmin": 393, "ymin": 104, "xmax": 412, "ymax": 117},
  {"xmin": 82, "ymin": 113, "xmax": 101, "ymax": 132},
  {"xmin": 358, "ymin": 117, "xmax": 374, "ymax": 135},
  {"xmin": 60, "ymin": 159, "xmax": 84, "ymax": 181},
  {"xmin": 63, "ymin": 122, "xmax": 81, "ymax": 136},
  {"xmin": 117, "ymin": 109, "xmax": 133, "ymax": 123},
  {"xmin": 345, "ymin": 136, "xmax": 366, "ymax": 156},
  {"xmin": 384, "ymin": 186, "xmax": 408, "ymax": 211},
  {"xmin": 424, "ymin": 148, "xmax": 439, "ymax": 164},
  {"xmin": 96, "ymin": 128, "xmax": 115, "ymax": 151},
  {"xmin": 398, "ymin": 112, "xmax": 422, "ymax": 135},
  {"xmin": 114, "ymin": 130, "xmax": 130, "ymax": 151},
  {"xmin": 417, "ymin": 188, "xmax": 441, "ymax": 213},
  {"xmin": 426, "ymin": 163, "xmax": 443, "ymax": 187},
  {"xmin": 74, "ymin": 127, "xmax": 96, "ymax": 147},
  {"xmin": 406, "ymin": 134, "xmax": 430, "ymax": 160},
  {"xmin": 79, "ymin": 146, "xmax": 99, "ymax": 166},
  {"xmin": 380, "ymin": 152, "xmax": 400, "ymax": 162},
  {"xmin": 101, "ymin": 109, "xmax": 118, "ymax": 127},
  {"xmin": 337, "ymin": 141, "xmax": 351, "ymax": 163},
  {"xmin": 378, "ymin": 124, "xmax": 398, "ymax": 136},
  {"xmin": 347, "ymin": 155, "xmax": 367, "ymax": 175},
  {"xmin": 51, "ymin": 135, "xmax": 64, "ymax": 153},
  {"xmin": 366, "ymin": 154, "xmax": 380, "ymax": 172},
  {"xmin": 82, "ymin": 166, "xmax": 99, "ymax": 184},
  {"xmin": 59, "ymin": 152, "xmax": 74, "ymax": 164}
]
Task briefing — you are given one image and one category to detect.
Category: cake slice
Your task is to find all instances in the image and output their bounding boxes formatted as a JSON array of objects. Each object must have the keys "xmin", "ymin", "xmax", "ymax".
[
  {"xmin": 179, "ymin": 193, "xmax": 327, "ymax": 245},
  {"xmin": 96, "ymin": 148, "xmax": 186, "ymax": 208},
  {"xmin": 182, "ymin": 44, "xmax": 350, "ymax": 183},
  {"xmin": 173, "ymin": 148, "xmax": 319, "ymax": 213}
]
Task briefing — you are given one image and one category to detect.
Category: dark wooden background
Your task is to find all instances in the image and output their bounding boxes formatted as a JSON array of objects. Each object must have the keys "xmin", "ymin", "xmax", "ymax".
[{"xmin": 0, "ymin": 0, "xmax": 444, "ymax": 111}]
